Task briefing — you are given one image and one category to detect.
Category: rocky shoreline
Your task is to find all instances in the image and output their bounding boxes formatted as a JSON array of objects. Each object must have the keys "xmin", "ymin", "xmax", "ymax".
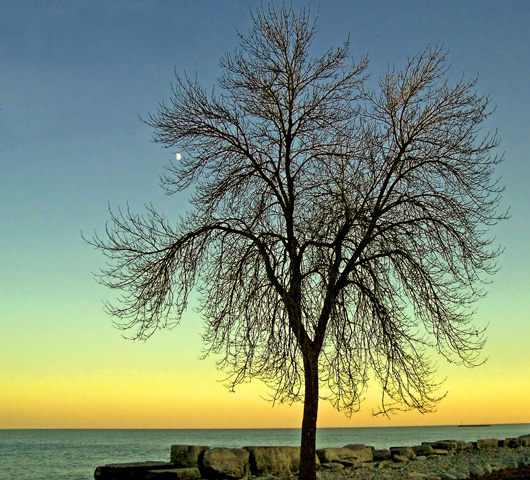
[
  {"xmin": 94, "ymin": 434, "xmax": 530, "ymax": 480},
  {"xmin": 317, "ymin": 442, "xmax": 530, "ymax": 480},
  {"xmin": 476, "ymin": 465, "xmax": 530, "ymax": 479}
]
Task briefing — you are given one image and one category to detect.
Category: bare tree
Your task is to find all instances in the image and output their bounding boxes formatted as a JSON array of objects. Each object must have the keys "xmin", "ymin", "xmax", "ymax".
[{"xmin": 87, "ymin": 5, "xmax": 506, "ymax": 479}]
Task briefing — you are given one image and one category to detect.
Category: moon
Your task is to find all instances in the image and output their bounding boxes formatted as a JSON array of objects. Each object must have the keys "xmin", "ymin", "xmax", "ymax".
[{"xmin": 175, "ymin": 152, "xmax": 182, "ymax": 160}]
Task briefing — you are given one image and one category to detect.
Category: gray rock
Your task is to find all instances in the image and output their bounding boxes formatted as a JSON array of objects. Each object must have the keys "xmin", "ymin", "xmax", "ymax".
[
  {"xmin": 343, "ymin": 444, "xmax": 374, "ymax": 463},
  {"xmin": 425, "ymin": 441, "xmax": 458, "ymax": 451},
  {"xmin": 456, "ymin": 441, "xmax": 474, "ymax": 451},
  {"xmin": 317, "ymin": 446, "xmax": 371, "ymax": 465},
  {"xmin": 170, "ymin": 445, "xmax": 209, "ymax": 468},
  {"xmin": 145, "ymin": 468, "xmax": 201, "ymax": 480},
  {"xmin": 511, "ymin": 438, "xmax": 526, "ymax": 447},
  {"xmin": 413, "ymin": 445, "xmax": 435, "ymax": 456},
  {"xmin": 245, "ymin": 446, "xmax": 303, "ymax": 475},
  {"xmin": 94, "ymin": 462, "xmax": 177, "ymax": 480},
  {"xmin": 390, "ymin": 446, "xmax": 415, "ymax": 459},
  {"xmin": 432, "ymin": 449, "xmax": 450, "ymax": 455},
  {"xmin": 476, "ymin": 438, "xmax": 498, "ymax": 449},
  {"xmin": 200, "ymin": 448, "xmax": 250, "ymax": 480},
  {"xmin": 506, "ymin": 437, "xmax": 523, "ymax": 448},
  {"xmin": 373, "ymin": 449, "xmax": 391, "ymax": 461}
]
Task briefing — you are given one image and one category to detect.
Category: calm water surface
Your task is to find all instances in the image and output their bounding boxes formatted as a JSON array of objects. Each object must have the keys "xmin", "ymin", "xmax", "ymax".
[{"xmin": 1, "ymin": 425, "xmax": 529, "ymax": 480}]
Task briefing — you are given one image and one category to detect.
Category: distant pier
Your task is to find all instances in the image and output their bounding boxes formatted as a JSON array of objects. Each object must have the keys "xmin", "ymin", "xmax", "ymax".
[{"xmin": 458, "ymin": 424, "xmax": 491, "ymax": 427}]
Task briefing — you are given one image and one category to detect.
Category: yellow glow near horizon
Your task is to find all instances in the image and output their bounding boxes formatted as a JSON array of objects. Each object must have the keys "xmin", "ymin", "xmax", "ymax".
[
  {"xmin": 2, "ymin": 298, "xmax": 528, "ymax": 429},
  {"xmin": 2, "ymin": 256, "xmax": 528, "ymax": 430},
  {"xmin": 2, "ymin": 349, "xmax": 529, "ymax": 429}
]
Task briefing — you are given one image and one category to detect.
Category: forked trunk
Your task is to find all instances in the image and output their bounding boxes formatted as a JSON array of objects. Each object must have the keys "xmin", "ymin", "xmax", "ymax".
[{"xmin": 299, "ymin": 354, "xmax": 319, "ymax": 480}]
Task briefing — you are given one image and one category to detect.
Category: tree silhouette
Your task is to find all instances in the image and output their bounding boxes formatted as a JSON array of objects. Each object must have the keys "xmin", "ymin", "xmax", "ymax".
[{"xmin": 88, "ymin": 5, "xmax": 506, "ymax": 479}]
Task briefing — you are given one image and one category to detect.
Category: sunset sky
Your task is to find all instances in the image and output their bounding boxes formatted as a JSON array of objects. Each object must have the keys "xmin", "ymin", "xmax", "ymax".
[{"xmin": 1, "ymin": 0, "xmax": 529, "ymax": 429}]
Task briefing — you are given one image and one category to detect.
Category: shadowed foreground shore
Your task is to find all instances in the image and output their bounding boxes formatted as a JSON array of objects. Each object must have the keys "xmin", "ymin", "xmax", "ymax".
[
  {"xmin": 477, "ymin": 466, "xmax": 530, "ymax": 479},
  {"xmin": 321, "ymin": 466, "xmax": 530, "ymax": 480},
  {"xmin": 316, "ymin": 445, "xmax": 530, "ymax": 480}
]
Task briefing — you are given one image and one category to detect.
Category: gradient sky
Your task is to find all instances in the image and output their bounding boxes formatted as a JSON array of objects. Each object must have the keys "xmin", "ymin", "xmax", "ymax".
[{"xmin": 1, "ymin": 0, "xmax": 529, "ymax": 429}]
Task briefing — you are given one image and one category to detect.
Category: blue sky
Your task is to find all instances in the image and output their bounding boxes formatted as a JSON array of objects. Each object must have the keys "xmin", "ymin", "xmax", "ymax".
[{"xmin": 1, "ymin": 0, "xmax": 529, "ymax": 428}]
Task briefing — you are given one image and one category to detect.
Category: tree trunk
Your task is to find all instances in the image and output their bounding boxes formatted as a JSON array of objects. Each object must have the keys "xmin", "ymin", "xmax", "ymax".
[{"xmin": 299, "ymin": 353, "xmax": 319, "ymax": 480}]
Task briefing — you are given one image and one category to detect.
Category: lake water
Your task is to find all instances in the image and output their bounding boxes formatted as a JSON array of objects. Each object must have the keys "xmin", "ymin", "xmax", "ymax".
[{"xmin": 1, "ymin": 424, "xmax": 529, "ymax": 480}]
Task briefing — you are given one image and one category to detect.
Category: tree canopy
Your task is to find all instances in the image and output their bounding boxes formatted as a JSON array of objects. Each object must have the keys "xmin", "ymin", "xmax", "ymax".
[{"xmin": 88, "ymin": 5, "xmax": 506, "ymax": 479}]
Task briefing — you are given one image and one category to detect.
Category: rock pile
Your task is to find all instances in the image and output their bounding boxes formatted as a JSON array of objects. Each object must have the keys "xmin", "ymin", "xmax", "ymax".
[{"xmin": 94, "ymin": 433, "xmax": 530, "ymax": 480}]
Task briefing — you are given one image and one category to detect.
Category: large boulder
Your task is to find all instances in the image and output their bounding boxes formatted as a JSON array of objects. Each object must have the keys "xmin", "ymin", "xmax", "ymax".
[
  {"xmin": 389, "ymin": 446, "xmax": 415, "ymax": 460},
  {"xmin": 145, "ymin": 468, "xmax": 201, "ymax": 480},
  {"xmin": 94, "ymin": 462, "xmax": 177, "ymax": 480},
  {"xmin": 455, "ymin": 441, "xmax": 474, "ymax": 451},
  {"xmin": 199, "ymin": 448, "xmax": 250, "ymax": 479},
  {"xmin": 343, "ymin": 444, "xmax": 374, "ymax": 463},
  {"xmin": 170, "ymin": 445, "xmax": 209, "ymax": 468},
  {"xmin": 245, "ymin": 446, "xmax": 302, "ymax": 475},
  {"xmin": 506, "ymin": 437, "xmax": 524, "ymax": 448},
  {"xmin": 317, "ymin": 445, "xmax": 372, "ymax": 465},
  {"xmin": 475, "ymin": 438, "xmax": 499, "ymax": 449},
  {"xmin": 424, "ymin": 440, "xmax": 458, "ymax": 451},
  {"xmin": 373, "ymin": 449, "xmax": 391, "ymax": 461},
  {"xmin": 413, "ymin": 444, "xmax": 435, "ymax": 456},
  {"xmin": 317, "ymin": 447, "xmax": 350, "ymax": 464}
]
